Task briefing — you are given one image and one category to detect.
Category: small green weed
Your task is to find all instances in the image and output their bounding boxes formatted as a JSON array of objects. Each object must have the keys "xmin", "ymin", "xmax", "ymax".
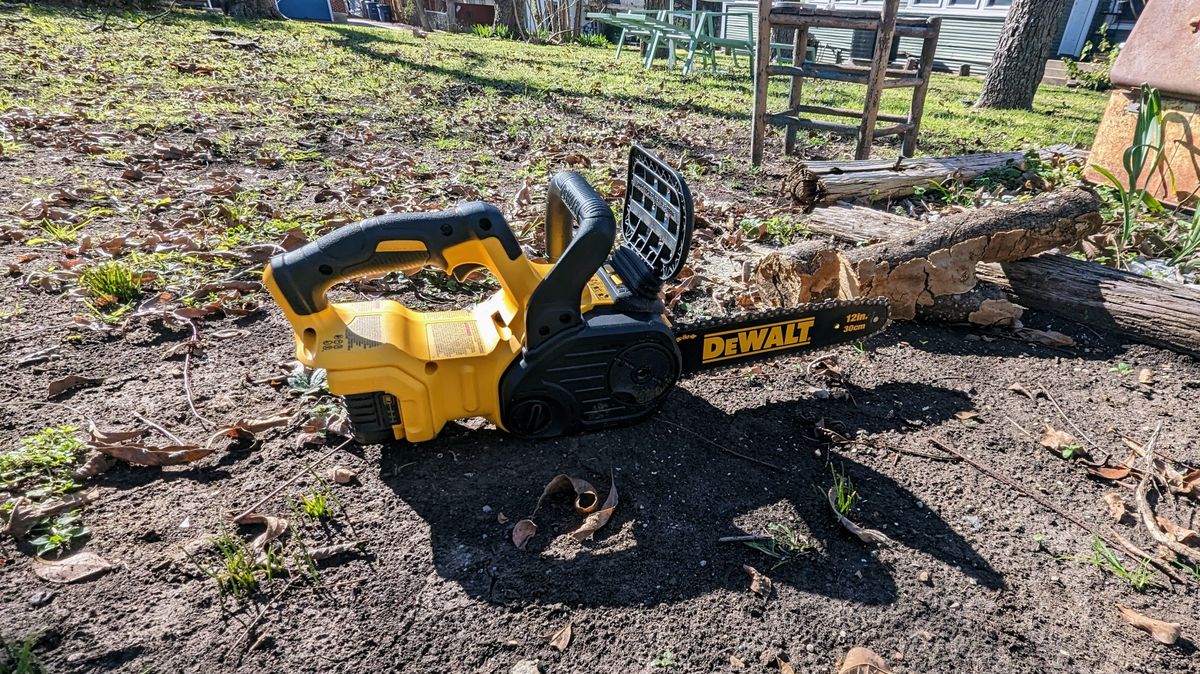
[
  {"xmin": 0, "ymin": 302, "xmax": 24, "ymax": 321},
  {"xmin": 28, "ymin": 511, "xmax": 88, "ymax": 557},
  {"xmin": 830, "ymin": 464, "xmax": 857, "ymax": 515},
  {"xmin": 1062, "ymin": 23, "xmax": 1117, "ymax": 91},
  {"xmin": 211, "ymin": 532, "xmax": 261, "ymax": 598},
  {"xmin": 575, "ymin": 33, "xmax": 610, "ymax": 48},
  {"xmin": 29, "ymin": 220, "xmax": 85, "ymax": 245},
  {"xmin": 649, "ymin": 651, "xmax": 676, "ymax": 669},
  {"xmin": 1059, "ymin": 442, "xmax": 1084, "ymax": 460},
  {"xmin": 0, "ymin": 426, "xmax": 84, "ymax": 497},
  {"xmin": 1087, "ymin": 536, "xmax": 1161, "ymax": 592},
  {"xmin": 742, "ymin": 522, "xmax": 814, "ymax": 569},
  {"xmin": 739, "ymin": 216, "xmax": 811, "ymax": 245},
  {"xmin": 1175, "ymin": 559, "xmax": 1200, "ymax": 582},
  {"xmin": 79, "ymin": 260, "xmax": 142, "ymax": 307},
  {"xmin": 0, "ymin": 633, "xmax": 44, "ymax": 674},
  {"xmin": 470, "ymin": 24, "xmax": 511, "ymax": 39},
  {"xmin": 1109, "ymin": 361, "xmax": 1134, "ymax": 376},
  {"xmin": 294, "ymin": 487, "xmax": 334, "ymax": 523}
]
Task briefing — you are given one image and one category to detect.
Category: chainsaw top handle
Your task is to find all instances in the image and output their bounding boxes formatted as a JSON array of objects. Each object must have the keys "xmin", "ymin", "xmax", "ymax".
[
  {"xmin": 527, "ymin": 171, "xmax": 616, "ymax": 351},
  {"xmin": 267, "ymin": 202, "xmax": 522, "ymax": 317}
]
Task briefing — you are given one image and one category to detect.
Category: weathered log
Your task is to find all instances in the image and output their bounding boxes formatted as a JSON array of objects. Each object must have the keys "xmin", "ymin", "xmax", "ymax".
[
  {"xmin": 912, "ymin": 284, "xmax": 1024, "ymax": 326},
  {"xmin": 802, "ymin": 203, "xmax": 921, "ymax": 244},
  {"xmin": 978, "ymin": 255, "xmax": 1200, "ymax": 358},
  {"xmin": 781, "ymin": 145, "xmax": 1086, "ymax": 210},
  {"xmin": 753, "ymin": 188, "xmax": 1102, "ymax": 321}
]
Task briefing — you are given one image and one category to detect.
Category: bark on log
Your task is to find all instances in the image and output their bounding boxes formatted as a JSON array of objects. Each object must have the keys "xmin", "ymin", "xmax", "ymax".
[
  {"xmin": 753, "ymin": 188, "xmax": 1102, "ymax": 321},
  {"xmin": 978, "ymin": 255, "xmax": 1200, "ymax": 358},
  {"xmin": 781, "ymin": 145, "xmax": 1085, "ymax": 210}
]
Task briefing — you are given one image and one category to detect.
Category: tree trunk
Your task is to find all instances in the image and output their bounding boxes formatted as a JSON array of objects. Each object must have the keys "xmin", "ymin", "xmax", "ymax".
[
  {"xmin": 412, "ymin": 0, "xmax": 432, "ymax": 31},
  {"xmin": 496, "ymin": 0, "xmax": 519, "ymax": 34},
  {"xmin": 978, "ymin": 255, "xmax": 1200, "ymax": 358},
  {"xmin": 751, "ymin": 188, "xmax": 1102, "ymax": 321},
  {"xmin": 224, "ymin": 0, "xmax": 285, "ymax": 19},
  {"xmin": 974, "ymin": 0, "xmax": 1069, "ymax": 110}
]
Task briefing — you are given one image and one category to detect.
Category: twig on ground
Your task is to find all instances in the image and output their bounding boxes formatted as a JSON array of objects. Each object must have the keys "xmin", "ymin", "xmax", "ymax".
[
  {"xmin": 132, "ymin": 411, "xmax": 185, "ymax": 445},
  {"xmin": 1005, "ymin": 416, "xmax": 1037, "ymax": 442},
  {"xmin": 222, "ymin": 576, "xmax": 301, "ymax": 662},
  {"xmin": 1038, "ymin": 388, "xmax": 1104, "ymax": 454},
  {"xmin": 1133, "ymin": 423, "xmax": 1200, "ymax": 564},
  {"xmin": 182, "ymin": 318, "xmax": 212, "ymax": 429},
  {"xmin": 926, "ymin": 437, "xmax": 1190, "ymax": 586},
  {"xmin": 719, "ymin": 535, "xmax": 774, "ymax": 544},
  {"xmin": 659, "ymin": 419, "xmax": 787, "ymax": 473},
  {"xmin": 230, "ymin": 439, "xmax": 351, "ymax": 523},
  {"xmin": 883, "ymin": 443, "xmax": 961, "ymax": 463}
]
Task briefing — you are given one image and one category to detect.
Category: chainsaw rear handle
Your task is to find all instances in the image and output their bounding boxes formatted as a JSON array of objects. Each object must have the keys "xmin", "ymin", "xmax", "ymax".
[
  {"xmin": 268, "ymin": 202, "xmax": 522, "ymax": 316},
  {"xmin": 527, "ymin": 171, "xmax": 616, "ymax": 351}
]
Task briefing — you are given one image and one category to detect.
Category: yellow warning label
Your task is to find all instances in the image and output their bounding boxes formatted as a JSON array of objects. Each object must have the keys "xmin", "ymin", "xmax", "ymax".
[
  {"xmin": 427, "ymin": 320, "xmax": 485, "ymax": 359},
  {"xmin": 701, "ymin": 317, "xmax": 815, "ymax": 364}
]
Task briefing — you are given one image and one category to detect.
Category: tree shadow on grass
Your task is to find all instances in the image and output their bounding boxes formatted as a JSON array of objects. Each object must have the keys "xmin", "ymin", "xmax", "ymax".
[{"xmin": 378, "ymin": 379, "xmax": 1004, "ymax": 608}]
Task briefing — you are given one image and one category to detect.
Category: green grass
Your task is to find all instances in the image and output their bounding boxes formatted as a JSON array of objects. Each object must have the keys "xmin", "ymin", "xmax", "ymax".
[
  {"xmin": 0, "ymin": 5, "xmax": 1104, "ymax": 166},
  {"xmin": 293, "ymin": 488, "xmax": 334, "ymax": 523},
  {"xmin": 1087, "ymin": 535, "xmax": 1161, "ymax": 592},
  {"xmin": 742, "ymin": 522, "xmax": 814, "ymax": 569},
  {"xmin": 79, "ymin": 261, "xmax": 142, "ymax": 308},
  {"xmin": 0, "ymin": 634, "xmax": 45, "ymax": 674},
  {"xmin": 740, "ymin": 215, "xmax": 811, "ymax": 244},
  {"xmin": 829, "ymin": 464, "xmax": 857, "ymax": 515},
  {"xmin": 1, "ymin": 426, "xmax": 84, "ymax": 499},
  {"xmin": 210, "ymin": 531, "xmax": 262, "ymax": 598}
]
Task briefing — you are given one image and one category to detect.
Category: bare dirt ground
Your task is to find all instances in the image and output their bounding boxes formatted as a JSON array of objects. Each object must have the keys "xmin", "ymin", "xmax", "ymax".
[{"xmin": 1, "ymin": 6, "xmax": 1197, "ymax": 674}]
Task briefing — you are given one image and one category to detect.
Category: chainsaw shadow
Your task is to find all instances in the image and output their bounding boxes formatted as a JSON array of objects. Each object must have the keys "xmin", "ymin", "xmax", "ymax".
[{"xmin": 378, "ymin": 379, "xmax": 1004, "ymax": 608}]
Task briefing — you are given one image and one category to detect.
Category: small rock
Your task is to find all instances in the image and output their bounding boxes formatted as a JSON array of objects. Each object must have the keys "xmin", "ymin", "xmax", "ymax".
[
  {"xmin": 29, "ymin": 590, "xmax": 56, "ymax": 607},
  {"xmin": 179, "ymin": 516, "xmax": 191, "ymax": 530},
  {"xmin": 510, "ymin": 659, "xmax": 543, "ymax": 674},
  {"xmin": 805, "ymin": 643, "xmax": 815, "ymax": 654},
  {"xmin": 482, "ymin": 505, "xmax": 493, "ymax": 514},
  {"xmin": 699, "ymin": 560, "xmax": 706, "ymax": 567},
  {"xmin": 812, "ymin": 387, "xmax": 831, "ymax": 400},
  {"xmin": 917, "ymin": 570, "xmax": 931, "ymax": 585}
]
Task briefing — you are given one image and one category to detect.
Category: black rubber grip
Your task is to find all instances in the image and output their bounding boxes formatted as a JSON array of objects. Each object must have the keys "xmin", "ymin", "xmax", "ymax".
[
  {"xmin": 269, "ymin": 202, "xmax": 521, "ymax": 316},
  {"xmin": 526, "ymin": 172, "xmax": 616, "ymax": 351}
]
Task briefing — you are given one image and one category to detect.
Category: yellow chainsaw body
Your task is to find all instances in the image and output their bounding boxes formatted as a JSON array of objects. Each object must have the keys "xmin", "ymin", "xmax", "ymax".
[{"xmin": 264, "ymin": 235, "xmax": 615, "ymax": 442}]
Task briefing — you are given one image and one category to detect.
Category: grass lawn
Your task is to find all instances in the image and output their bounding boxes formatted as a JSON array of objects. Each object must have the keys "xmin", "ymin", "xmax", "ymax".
[{"xmin": 0, "ymin": 5, "xmax": 1105, "ymax": 176}]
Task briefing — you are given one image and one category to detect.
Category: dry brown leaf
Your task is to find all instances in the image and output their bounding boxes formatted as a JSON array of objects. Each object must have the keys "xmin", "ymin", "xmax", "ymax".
[
  {"xmin": 73, "ymin": 452, "xmax": 117, "ymax": 480},
  {"xmin": 1174, "ymin": 470, "xmax": 1200, "ymax": 497},
  {"xmin": 1138, "ymin": 368, "xmax": 1154, "ymax": 386},
  {"xmin": 327, "ymin": 466, "xmax": 357, "ymax": 484},
  {"xmin": 777, "ymin": 656, "xmax": 796, "ymax": 674},
  {"xmin": 512, "ymin": 519, "xmax": 537, "ymax": 549},
  {"xmin": 308, "ymin": 541, "xmax": 360, "ymax": 561},
  {"xmin": 47, "ymin": 375, "xmax": 104, "ymax": 399},
  {"xmin": 496, "ymin": 512, "xmax": 509, "ymax": 524},
  {"xmin": 827, "ymin": 488, "xmax": 891, "ymax": 545},
  {"xmin": 1103, "ymin": 492, "xmax": 1127, "ymax": 522},
  {"xmin": 1088, "ymin": 464, "xmax": 1134, "ymax": 481},
  {"xmin": 548, "ymin": 622, "xmax": 572, "ymax": 651},
  {"xmin": 87, "ymin": 421, "xmax": 149, "ymax": 446},
  {"xmin": 839, "ymin": 646, "xmax": 893, "ymax": 674},
  {"xmin": 92, "ymin": 443, "xmax": 213, "ymax": 466},
  {"xmin": 4, "ymin": 488, "xmax": 100, "ymax": 539},
  {"xmin": 570, "ymin": 480, "xmax": 618, "ymax": 542},
  {"xmin": 237, "ymin": 513, "xmax": 290, "ymax": 555},
  {"xmin": 535, "ymin": 474, "xmax": 599, "ymax": 515},
  {"xmin": 1116, "ymin": 604, "xmax": 1181, "ymax": 645},
  {"xmin": 743, "ymin": 564, "xmax": 772, "ymax": 597},
  {"xmin": 954, "ymin": 410, "xmax": 980, "ymax": 422},
  {"xmin": 1008, "ymin": 382, "xmax": 1036, "ymax": 399},
  {"xmin": 32, "ymin": 551, "xmax": 113, "ymax": 584},
  {"xmin": 212, "ymin": 414, "xmax": 293, "ymax": 444},
  {"xmin": 1016, "ymin": 328, "xmax": 1075, "ymax": 347},
  {"xmin": 1039, "ymin": 424, "xmax": 1078, "ymax": 453},
  {"xmin": 1156, "ymin": 516, "xmax": 1200, "ymax": 547}
]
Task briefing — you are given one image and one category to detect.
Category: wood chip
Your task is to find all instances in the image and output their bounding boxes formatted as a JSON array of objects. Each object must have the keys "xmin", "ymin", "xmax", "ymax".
[
  {"xmin": 1116, "ymin": 604, "xmax": 1181, "ymax": 645},
  {"xmin": 743, "ymin": 564, "xmax": 773, "ymax": 597},
  {"xmin": 512, "ymin": 519, "xmax": 537, "ymax": 550},
  {"xmin": 32, "ymin": 551, "xmax": 113, "ymax": 584},
  {"xmin": 1103, "ymin": 492, "xmax": 1127, "ymax": 522}
]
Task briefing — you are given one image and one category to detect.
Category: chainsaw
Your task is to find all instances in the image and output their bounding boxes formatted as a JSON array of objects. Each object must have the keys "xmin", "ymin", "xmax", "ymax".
[{"xmin": 263, "ymin": 146, "xmax": 889, "ymax": 444}]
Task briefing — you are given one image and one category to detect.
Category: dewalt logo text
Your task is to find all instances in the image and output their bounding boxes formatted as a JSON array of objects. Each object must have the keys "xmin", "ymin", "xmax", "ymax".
[{"xmin": 701, "ymin": 317, "xmax": 815, "ymax": 364}]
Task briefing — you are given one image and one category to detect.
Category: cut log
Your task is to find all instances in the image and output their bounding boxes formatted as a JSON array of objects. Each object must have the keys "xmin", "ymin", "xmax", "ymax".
[
  {"xmin": 978, "ymin": 255, "xmax": 1200, "ymax": 358},
  {"xmin": 781, "ymin": 145, "xmax": 1086, "ymax": 210},
  {"xmin": 753, "ymin": 188, "xmax": 1102, "ymax": 321},
  {"xmin": 803, "ymin": 203, "xmax": 922, "ymax": 245}
]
